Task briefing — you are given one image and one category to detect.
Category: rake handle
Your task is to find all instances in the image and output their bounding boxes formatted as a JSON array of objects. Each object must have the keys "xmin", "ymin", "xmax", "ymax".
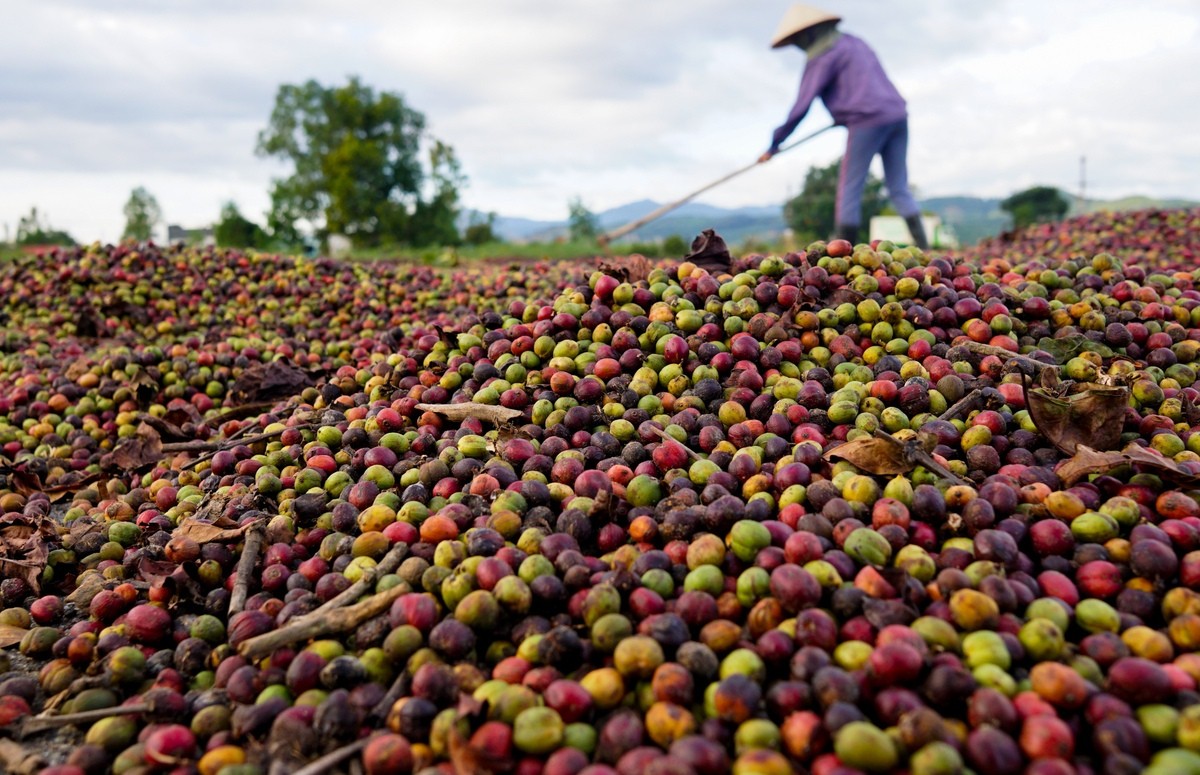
[{"xmin": 599, "ymin": 124, "xmax": 835, "ymax": 245}]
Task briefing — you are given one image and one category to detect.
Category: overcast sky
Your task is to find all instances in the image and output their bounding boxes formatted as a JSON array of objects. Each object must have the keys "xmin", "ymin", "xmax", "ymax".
[{"xmin": 2, "ymin": 0, "xmax": 1198, "ymax": 243}]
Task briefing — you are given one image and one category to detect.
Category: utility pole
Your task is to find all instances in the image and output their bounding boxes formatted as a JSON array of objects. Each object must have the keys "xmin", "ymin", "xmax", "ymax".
[{"xmin": 1077, "ymin": 156, "xmax": 1087, "ymax": 215}]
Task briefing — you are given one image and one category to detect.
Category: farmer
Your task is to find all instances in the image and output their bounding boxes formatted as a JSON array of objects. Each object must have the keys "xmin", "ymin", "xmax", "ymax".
[{"xmin": 758, "ymin": 3, "xmax": 929, "ymax": 250}]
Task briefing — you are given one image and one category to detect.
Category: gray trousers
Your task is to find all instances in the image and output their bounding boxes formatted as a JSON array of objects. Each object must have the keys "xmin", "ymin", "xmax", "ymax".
[{"xmin": 836, "ymin": 118, "xmax": 920, "ymax": 226}]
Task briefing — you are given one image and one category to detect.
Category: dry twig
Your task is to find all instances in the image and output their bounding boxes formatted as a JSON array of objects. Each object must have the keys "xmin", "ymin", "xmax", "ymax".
[
  {"xmin": 163, "ymin": 425, "xmax": 296, "ymax": 455},
  {"xmin": 646, "ymin": 425, "xmax": 702, "ymax": 462},
  {"xmin": 960, "ymin": 341, "xmax": 1054, "ymax": 375},
  {"xmin": 824, "ymin": 430, "xmax": 970, "ymax": 487},
  {"xmin": 415, "ymin": 402, "xmax": 522, "ymax": 425},
  {"xmin": 290, "ymin": 739, "xmax": 369, "ymax": 775},
  {"xmin": 306, "ymin": 543, "xmax": 409, "ymax": 619},
  {"xmin": 18, "ymin": 703, "xmax": 149, "ymax": 737},
  {"xmin": 937, "ymin": 386, "xmax": 1005, "ymax": 422},
  {"xmin": 0, "ymin": 739, "xmax": 46, "ymax": 774},
  {"xmin": 228, "ymin": 521, "xmax": 267, "ymax": 616},
  {"xmin": 237, "ymin": 581, "xmax": 409, "ymax": 660}
]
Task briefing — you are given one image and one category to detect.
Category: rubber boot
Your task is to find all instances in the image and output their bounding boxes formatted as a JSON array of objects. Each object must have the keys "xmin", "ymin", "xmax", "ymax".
[
  {"xmin": 835, "ymin": 223, "xmax": 860, "ymax": 245},
  {"xmin": 905, "ymin": 215, "xmax": 930, "ymax": 250}
]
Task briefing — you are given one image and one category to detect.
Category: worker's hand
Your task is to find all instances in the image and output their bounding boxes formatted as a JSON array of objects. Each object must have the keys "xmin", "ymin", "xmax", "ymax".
[{"xmin": 757, "ymin": 151, "xmax": 774, "ymax": 164}]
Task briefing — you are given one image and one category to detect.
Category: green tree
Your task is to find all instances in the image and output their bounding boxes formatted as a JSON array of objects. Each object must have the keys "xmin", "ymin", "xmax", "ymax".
[
  {"xmin": 662, "ymin": 234, "xmax": 689, "ymax": 256},
  {"xmin": 214, "ymin": 201, "xmax": 268, "ymax": 249},
  {"xmin": 567, "ymin": 197, "xmax": 600, "ymax": 242},
  {"xmin": 783, "ymin": 159, "xmax": 887, "ymax": 243},
  {"xmin": 256, "ymin": 76, "xmax": 463, "ymax": 247},
  {"xmin": 411, "ymin": 140, "xmax": 465, "ymax": 247},
  {"xmin": 627, "ymin": 240, "xmax": 662, "ymax": 257},
  {"xmin": 463, "ymin": 211, "xmax": 498, "ymax": 245},
  {"xmin": 122, "ymin": 186, "xmax": 162, "ymax": 242},
  {"xmin": 15, "ymin": 207, "xmax": 75, "ymax": 246},
  {"xmin": 1001, "ymin": 186, "xmax": 1069, "ymax": 231}
]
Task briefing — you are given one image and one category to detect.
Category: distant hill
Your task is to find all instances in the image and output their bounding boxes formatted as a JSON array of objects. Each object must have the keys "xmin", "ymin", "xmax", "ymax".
[
  {"xmin": 455, "ymin": 212, "xmax": 559, "ymax": 242},
  {"xmin": 461, "ymin": 201, "xmax": 786, "ymax": 245},
  {"xmin": 922, "ymin": 193, "xmax": 1199, "ymax": 247},
  {"xmin": 920, "ymin": 197, "xmax": 1009, "ymax": 247},
  {"xmin": 1077, "ymin": 195, "xmax": 1199, "ymax": 214},
  {"xmin": 529, "ymin": 201, "xmax": 788, "ymax": 245},
  {"xmin": 493, "ymin": 215, "xmax": 559, "ymax": 242},
  {"xmin": 465, "ymin": 193, "xmax": 1198, "ymax": 248}
]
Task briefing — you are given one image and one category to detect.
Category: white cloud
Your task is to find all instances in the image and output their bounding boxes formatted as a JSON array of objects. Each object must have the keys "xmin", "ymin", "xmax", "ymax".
[{"xmin": 1, "ymin": 0, "xmax": 1198, "ymax": 243}]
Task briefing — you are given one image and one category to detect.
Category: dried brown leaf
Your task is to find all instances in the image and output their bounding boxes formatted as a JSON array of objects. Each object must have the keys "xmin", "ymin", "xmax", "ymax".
[
  {"xmin": 174, "ymin": 518, "xmax": 257, "ymax": 544},
  {"xmin": 824, "ymin": 436, "xmax": 915, "ymax": 475},
  {"xmin": 228, "ymin": 360, "xmax": 319, "ymax": 407},
  {"xmin": 430, "ymin": 324, "xmax": 459, "ymax": 348},
  {"xmin": 415, "ymin": 403, "xmax": 523, "ymax": 426},
  {"xmin": 141, "ymin": 404, "xmax": 204, "ymax": 442},
  {"xmin": 0, "ymin": 737, "xmax": 47, "ymax": 774},
  {"xmin": 588, "ymin": 488, "xmax": 611, "ymax": 519},
  {"xmin": 682, "ymin": 229, "xmax": 731, "ymax": 276},
  {"xmin": 599, "ymin": 254, "xmax": 654, "ymax": 284},
  {"xmin": 41, "ymin": 471, "xmax": 102, "ymax": 502},
  {"xmin": 1025, "ymin": 374, "xmax": 1129, "ymax": 454},
  {"xmin": 494, "ymin": 425, "xmax": 533, "ymax": 449},
  {"xmin": 1183, "ymin": 391, "xmax": 1200, "ymax": 426},
  {"xmin": 210, "ymin": 513, "xmax": 243, "ymax": 529},
  {"xmin": 137, "ymin": 557, "xmax": 182, "ymax": 586},
  {"xmin": 65, "ymin": 571, "xmax": 106, "ymax": 608},
  {"xmin": 827, "ymin": 287, "xmax": 867, "ymax": 306},
  {"xmin": 1123, "ymin": 445, "xmax": 1200, "ymax": 484},
  {"xmin": 129, "ymin": 369, "xmax": 158, "ymax": 404},
  {"xmin": 791, "ymin": 286, "xmax": 866, "ymax": 314},
  {"xmin": 65, "ymin": 358, "xmax": 96, "ymax": 382},
  {"xmin": 67, "ymin": 519, "xmax": 105, "ymax": 544},
  {"xmin": 448, "ymin": 695, "xmax": 502, "ymax": 775},
  {"xmin": 824, "ymin": 431, "xmax": 965, "ymax": 484},
  {"xmin": 1056, "ymin": 443, "xmax": 1200, "ymax": 487},
  {"xmin": 105, "ymin": 422, "xmax": 164, "ymax": 470},
  {"xmin": 4, "ymin": 467, "xmax": 43, "ymax": 497},
  {"xmin": 188, "ymin": 488, "xmax": 245, "ymax": 525},
  {"xmin": 0, "ymin": 512, "xmax": 57, "ymax": 538},
  {"xmin": 0, "ymin": 558, "xmax": 43, "ymax": 594},
  {"xmin": 1037, "ymin": 365, "xmax": 1063, "ymax": 393},
  {"xmin": 0, "ymin": 515, "xmax": 56, "ymax": 594},
  {"xmin": 0, "ymin": 524, "xmax": 34, "ymax": 543},
  {"xmin": 448, "ymin": 733, "xmax": 499, "ymax": 775},
  {"xmin": 0, "ymin": 623, "xmax": 27, "ymax": 648},
  {"xmin": 1055, "ymin": 446, "xmax": 1131, "ymax": 486},
  {"xmin": 76, "ymin": 305, "xmax": 105, "ymax": 339}
]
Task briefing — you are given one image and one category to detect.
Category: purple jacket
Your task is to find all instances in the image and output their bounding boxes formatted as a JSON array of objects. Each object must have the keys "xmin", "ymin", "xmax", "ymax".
[{"xmin": 768, "ymin": 33, "xmax": 907, "ymax": 152}]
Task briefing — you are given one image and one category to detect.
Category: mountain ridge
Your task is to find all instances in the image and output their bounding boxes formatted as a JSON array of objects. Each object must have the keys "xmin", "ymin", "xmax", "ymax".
[{"xmin": 463, "ymin": 194, "xmax": 1198, "ymax": 247}]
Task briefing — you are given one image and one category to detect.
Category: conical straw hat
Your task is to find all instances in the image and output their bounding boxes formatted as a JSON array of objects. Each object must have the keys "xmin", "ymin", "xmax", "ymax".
[{"xmin": 770, "ymin": 3, "xmax": 841, "ymax": 48}]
